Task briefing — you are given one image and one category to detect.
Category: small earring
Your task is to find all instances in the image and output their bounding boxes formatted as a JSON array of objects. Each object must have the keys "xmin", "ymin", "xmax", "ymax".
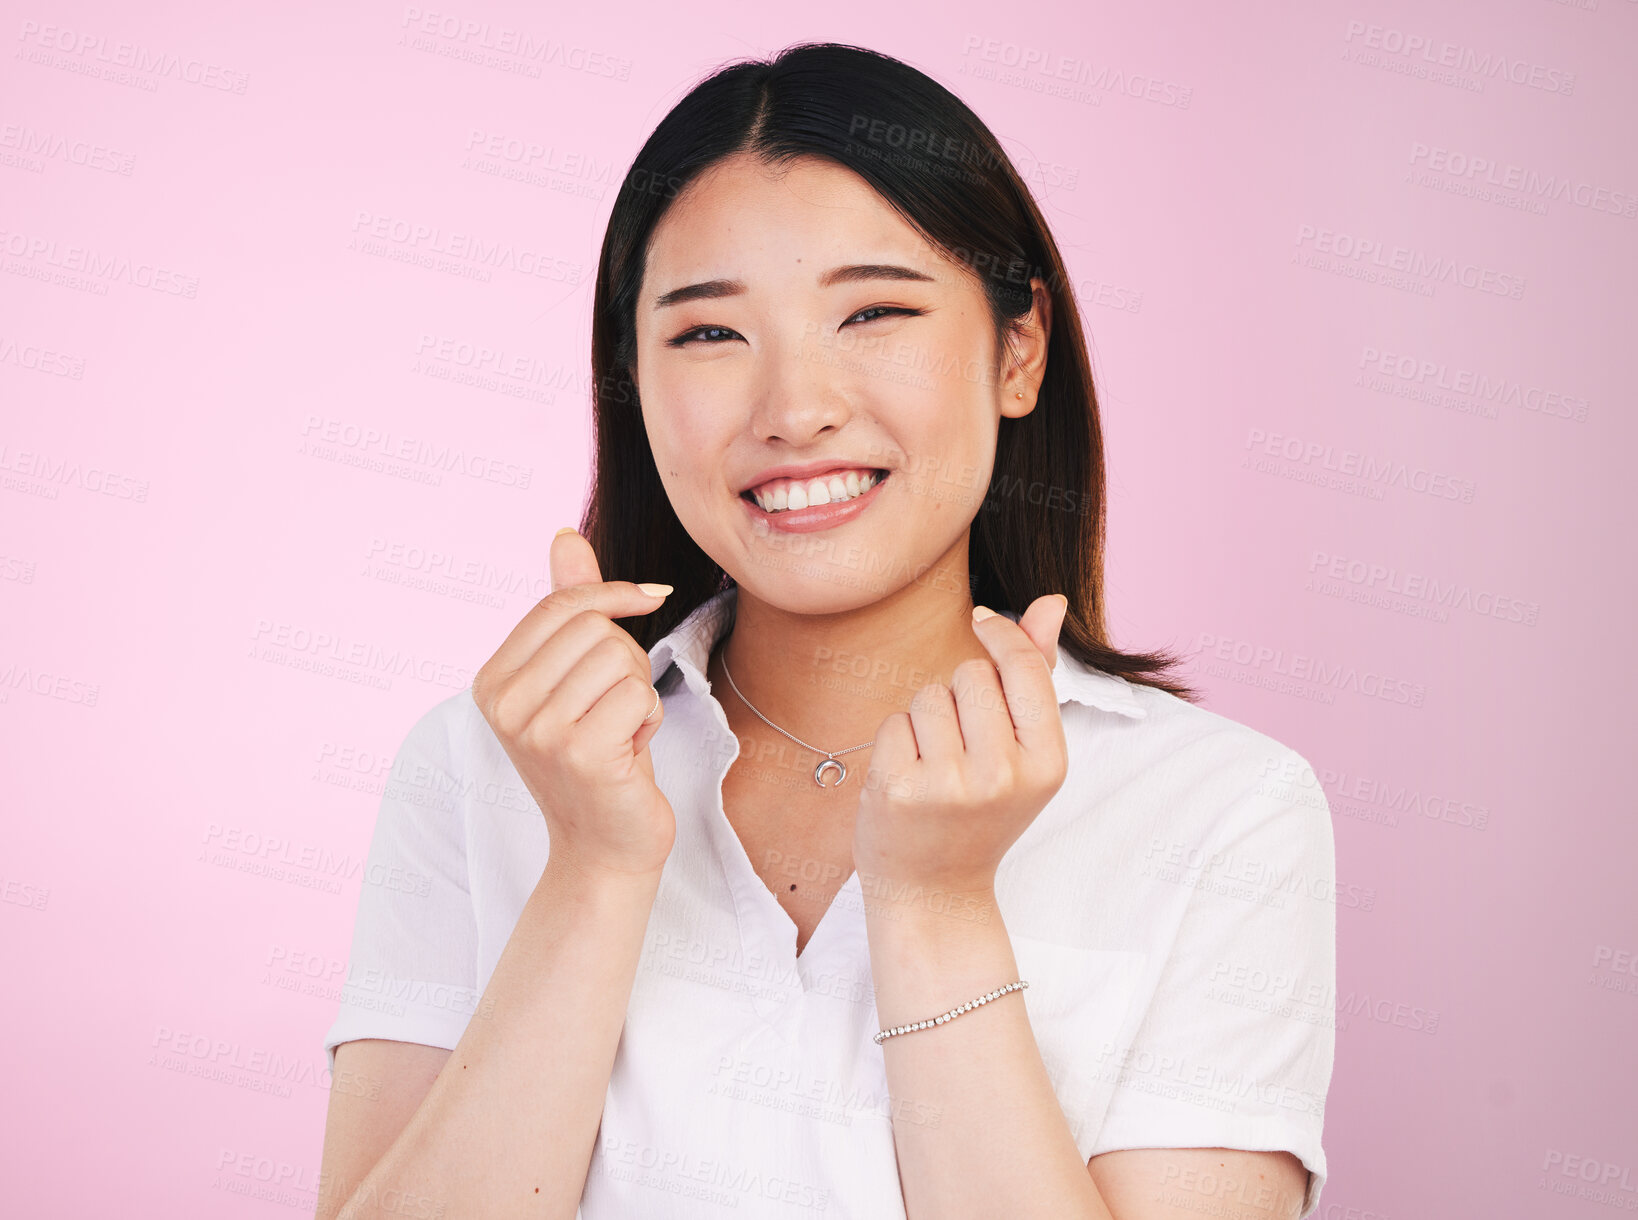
[{"xmin": 1015, "ymin": 392, "xmax": 1023, "ymax": 399}]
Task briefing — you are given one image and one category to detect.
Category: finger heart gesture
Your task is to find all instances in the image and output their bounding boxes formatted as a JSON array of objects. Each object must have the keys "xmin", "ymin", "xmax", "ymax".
[{"xmin": 853, "ymin": 594, "xmax": 1072, "ymax": 899}]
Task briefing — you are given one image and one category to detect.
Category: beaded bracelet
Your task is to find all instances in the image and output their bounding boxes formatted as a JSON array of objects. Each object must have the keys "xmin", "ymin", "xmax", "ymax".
[{"xmin": 873, "ymin": 980, "xmax": 1029, "ymax": 1045}]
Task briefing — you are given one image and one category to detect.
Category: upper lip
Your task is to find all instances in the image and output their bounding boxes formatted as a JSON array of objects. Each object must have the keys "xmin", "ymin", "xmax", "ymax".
[{"xmin": 737, "ymin": 459, "xmax": 887, "ymax": 495}]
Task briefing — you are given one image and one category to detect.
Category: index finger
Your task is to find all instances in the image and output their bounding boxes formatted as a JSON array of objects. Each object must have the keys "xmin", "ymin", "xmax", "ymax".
[
  {"xmin": 968, "ymin": 607, "xmax": 1062, "ymax": 754},
  {"xmin": 485, "ymin": 529, "xmax": 671, "ymax": 679}
]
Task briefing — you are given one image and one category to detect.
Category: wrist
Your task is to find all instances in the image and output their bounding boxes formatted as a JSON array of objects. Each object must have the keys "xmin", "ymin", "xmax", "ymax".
[
  {"xmin": 864, "ymin": 884, "xmax": 1018, "ymax": 1022},
  {"xmin": 856, "ymin": 867, "xmax": 999, "ymax": 932},
  {"xmin": 541, "ymin": 845, "xmax": 666, "ymax": 901}
]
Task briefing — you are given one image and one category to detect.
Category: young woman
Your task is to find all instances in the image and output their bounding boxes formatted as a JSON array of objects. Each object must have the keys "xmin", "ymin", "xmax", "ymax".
[{"xmin": 318, "ymin": 43, "xmax": 1336, "ymax": 1220}]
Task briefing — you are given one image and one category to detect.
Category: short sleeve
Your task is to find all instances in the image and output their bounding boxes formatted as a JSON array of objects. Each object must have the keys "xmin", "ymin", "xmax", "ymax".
[
  {"xmin": 322, "ymin": 691, "xmax": 483, "ymax": 1076},
  {"xmin": 1089, "ymin": 745, "xmax": 1337, "ymax": 1220}
]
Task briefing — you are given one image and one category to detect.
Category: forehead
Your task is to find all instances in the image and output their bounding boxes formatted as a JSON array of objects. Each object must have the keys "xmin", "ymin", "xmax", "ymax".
[{"xmin": 643, "ymin": 153, "xmax": 950, "ymax": 287}]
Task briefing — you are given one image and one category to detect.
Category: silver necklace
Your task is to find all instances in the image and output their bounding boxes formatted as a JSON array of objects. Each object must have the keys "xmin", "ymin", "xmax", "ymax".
[{"xmin": 719, "ymin": 649, "xmax": 873, "ymax": 788}]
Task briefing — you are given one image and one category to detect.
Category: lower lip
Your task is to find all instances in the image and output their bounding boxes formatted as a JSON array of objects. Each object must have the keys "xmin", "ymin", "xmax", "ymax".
[{"xmin": 740, "ymin": 472, "xmax": 891, "ymax": 534}]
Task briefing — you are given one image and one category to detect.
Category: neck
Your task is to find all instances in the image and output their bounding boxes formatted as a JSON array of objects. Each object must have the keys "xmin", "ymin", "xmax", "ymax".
[{"xmin": 707, "ymin": 557, "xmax": 994, "ymax": 775}]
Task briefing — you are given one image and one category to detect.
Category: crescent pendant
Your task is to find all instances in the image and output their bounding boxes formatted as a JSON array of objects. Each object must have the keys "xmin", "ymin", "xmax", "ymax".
[{"xmin": 814, "ymin": 758, "xmax": 847, "ymax": 788}]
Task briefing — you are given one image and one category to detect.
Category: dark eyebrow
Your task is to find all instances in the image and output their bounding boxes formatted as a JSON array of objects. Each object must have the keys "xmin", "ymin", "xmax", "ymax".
[
  {"xmin": 818, "ymin": 263, "xmax": 936, "ymax": 289},
  {"xmin": 652, "ymin": 278, "xmax": 744, "ymax": 310},
  {"xmin": 651, "ymin": 263, "xmax": 935, "ymax": 310}
]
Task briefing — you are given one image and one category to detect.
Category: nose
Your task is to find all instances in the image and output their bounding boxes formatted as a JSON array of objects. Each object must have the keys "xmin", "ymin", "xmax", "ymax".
[{"xmin": 747, "ymin": 321, "xmax": 854, "ymax": 444}]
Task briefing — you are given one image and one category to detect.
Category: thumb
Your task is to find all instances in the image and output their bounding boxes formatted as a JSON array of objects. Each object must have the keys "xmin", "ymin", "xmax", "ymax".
[
  {"xmin": 1017, "ymin": 594, "xmax": 1070, "ymax": 670},
  {"xmin": 550, "ymin": 526, "xmax": 604, "ymax": 593}
]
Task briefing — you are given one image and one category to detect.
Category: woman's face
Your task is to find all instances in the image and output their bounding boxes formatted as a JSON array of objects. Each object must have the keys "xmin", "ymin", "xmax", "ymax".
[{"xmin": 632, "ymin": 152, "xmax": 1044, "ymax": 612}]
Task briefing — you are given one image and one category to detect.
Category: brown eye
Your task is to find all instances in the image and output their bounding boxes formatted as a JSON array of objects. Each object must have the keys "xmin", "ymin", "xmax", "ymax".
[
  {"xmin": 667, "ymin": 325, "xmax": 743, "ymax": 347},
  {"xmin": 847, "ymin": 306, "xmax": 922, "ymax": 325}
]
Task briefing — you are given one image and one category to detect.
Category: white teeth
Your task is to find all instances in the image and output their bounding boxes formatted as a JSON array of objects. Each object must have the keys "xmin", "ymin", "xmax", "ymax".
[{"xmin": 750, "ymin": 469, "xmax": 883, "ymax": 514}]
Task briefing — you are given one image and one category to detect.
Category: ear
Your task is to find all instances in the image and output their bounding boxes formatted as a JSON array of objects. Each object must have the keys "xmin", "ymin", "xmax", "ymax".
[{"xmin": 1000, "ymin": 276, "xmax": 1052, "ymax": 420}]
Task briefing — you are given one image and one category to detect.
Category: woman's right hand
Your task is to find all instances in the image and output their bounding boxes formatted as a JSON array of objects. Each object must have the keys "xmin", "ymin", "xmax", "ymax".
[{"xmin": 471, "ymin": 527, "xmax": 677, "ymax": 880}]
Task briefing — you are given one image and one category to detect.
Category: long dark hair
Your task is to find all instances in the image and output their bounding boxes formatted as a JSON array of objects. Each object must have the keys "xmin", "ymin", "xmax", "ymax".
[{"xmin": 582, "ymin": 41, "xmax": 1197, "ymax": 701}]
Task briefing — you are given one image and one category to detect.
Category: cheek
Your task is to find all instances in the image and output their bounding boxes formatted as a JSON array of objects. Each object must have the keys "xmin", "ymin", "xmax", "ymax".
[
  {"xmin": 638, "ymin": 367, "xmax": 694, "ymax": 457},
  {"xmin": 900, "ymin": 322, "xmax": 992, "ymax": 407},
  {"xmin": 886, "ymin": 381, "xmax": 998, "ymax": 517},
  {"xmin": 894, "ymin": 375, "xmax": 991, "ymax": 458},
  {"xmin": 641, "ymin": 383, "xmax": 732, "ymax": 504}
]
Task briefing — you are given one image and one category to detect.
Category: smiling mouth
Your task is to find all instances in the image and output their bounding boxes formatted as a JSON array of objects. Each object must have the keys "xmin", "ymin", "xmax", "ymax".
[{"xmin": 741, "ymin": 468, "xmax": 891, "ymax": 515}]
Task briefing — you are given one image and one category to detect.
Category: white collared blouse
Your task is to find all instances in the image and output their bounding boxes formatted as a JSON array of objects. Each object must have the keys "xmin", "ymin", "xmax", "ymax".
[{"xmin": 325, "ymin": 584, "xmax": 1337, "ymax": 1218}]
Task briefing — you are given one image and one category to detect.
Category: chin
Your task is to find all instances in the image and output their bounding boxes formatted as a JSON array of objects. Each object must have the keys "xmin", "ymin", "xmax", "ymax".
[{"xmin": 734, "ymin": 564, "xmax": 896, "ymax": 615}]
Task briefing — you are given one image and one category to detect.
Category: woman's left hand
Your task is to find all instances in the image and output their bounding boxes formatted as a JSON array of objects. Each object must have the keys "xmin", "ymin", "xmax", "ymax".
[{"xmin": 852, "ymin": 594, "xmax": 1072, "ymax": 897}]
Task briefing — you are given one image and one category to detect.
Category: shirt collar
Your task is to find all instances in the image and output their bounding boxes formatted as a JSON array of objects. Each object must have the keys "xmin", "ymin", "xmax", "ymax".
[{"xmin": 649, "ymin": 585, "xmax": 1147, "ymax": 720}]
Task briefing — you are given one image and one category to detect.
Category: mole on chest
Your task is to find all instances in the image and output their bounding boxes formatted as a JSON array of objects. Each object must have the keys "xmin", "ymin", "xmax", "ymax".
[
  {"xmin": 723, "ymin": 787, "xmax": 853, "ymax": 923},
  {"xmin": 730, "ymin": 811, "xmax": 852, "ymax": 889}
]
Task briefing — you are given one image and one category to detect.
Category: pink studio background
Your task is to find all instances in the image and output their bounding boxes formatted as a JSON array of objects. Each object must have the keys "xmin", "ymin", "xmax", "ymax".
[{"xmin": 3, "ymin": 0, "xmax": 1633, "ymax": 1215}]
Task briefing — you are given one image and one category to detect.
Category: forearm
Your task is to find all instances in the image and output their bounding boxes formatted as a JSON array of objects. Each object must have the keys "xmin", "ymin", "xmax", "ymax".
[
  {"xmin": 862, "ymin": 877, "xmax": 1114, "ymax": 1220},
  {"xmin": 338, "ymin": 852, "xmax": 661, "ymax": 1220}
]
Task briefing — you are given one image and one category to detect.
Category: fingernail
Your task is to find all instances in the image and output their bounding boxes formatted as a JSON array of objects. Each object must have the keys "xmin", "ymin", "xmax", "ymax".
[
  {"xmin": 555, "ymin": 526, "xmax": 577, "ymax": 537},
  {"xmin": 972, "ymin": 605, "xmax": 996, "ymax": 621},
  {"xmin": 638, "ymin": 583, "xmax": 673, "ymax": 598}
]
